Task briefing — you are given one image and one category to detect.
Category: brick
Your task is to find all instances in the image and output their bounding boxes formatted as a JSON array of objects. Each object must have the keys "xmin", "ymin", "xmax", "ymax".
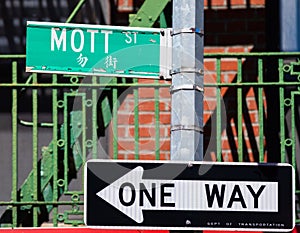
[
  {"xmin": 246, "ymin": 87, "xmax": 255, "ymax": 96},
  {"xmin": 251, "ymin": 124, "xmax": 260, "ymax": 135},
  {"xmin": 139, "ymin": 139, "xmax": 155, "ymax": 151},
  {"xmin": 138, "ymin": 79, "xmax": 155, "ymax": 84},
  {"xmin": 204, "ymin": 47, "xmax": 226, "ymax": 53},
  {"xmin": 220, "ymin": 74, "xmax": 228, "ymax": 83},
  {"xmin": 246, "ymin": 98, "xmax": 257, "ymax": 110},
  {"xmin": 116, "ymin": 154, "xmax": 126, "ymax": 160},
  {"xmin": 118, "ymin": 102, "xmax": 127, "ymax": 112},
  {"xmin": 205, "ymin": 73, "xmax": 217, "ymax": 83},
  {"xmin": 138, "ymin": 101, "xmax": 154, "ymax": 112},
  {"xmin": 211, "ymin": 0, "xmax": 226, "ymax": 6},
  {"xmin": 160, "ymin": 139, "xmax": 170, "ymax": 151},
  {"xmin": 249, "ymin": 111, "xmax": 258, "ymax": 123},
  {"xmin": 203, "ymin": 110, "xmax": 214, "ymax": 118},
  {"xmin": 231, "ymin": 0, "xmax": 246, "ymax": 5},
  {"xmin": 244, "ymin": 137, "xmax": 253, "ymax": 149},
  {"xmin": 138, "ymin": 113, "xmax": 155, "ymax": 124},
  {"xmin": 117, "ymin": 153, "xmax": 136, "ymax": 160},
  {"xmin": 228, "ymin": 73, "xmax": 238, "ymax": 83},
  {"xmin": 118, "ymin": 113, "xmax": 135, "ymax": 125},
  {"xmin": 161, "ymin": 128, "xmax": 170, "ymax": 138},
  {"xmin": 118, "ymin": 0, "xmax": 133, "ymax": 9},
  {"xmin": 204, "ymin": 98, "xmax": 217, "ymax": 111},
  {"xmin": 128, "ymin": 126, "xmax": 135, "ymax": 137},
  {"xmin": 205, "ymin": 87, "xmax": 217, "ymax": 98},
  {"xmin": 126, "ymin": 154, "xmax": 137, "ymax": 160},
  {"xmin": 247, "ymin": 152, "xmax": 256, "ymax": 162},
  {"xmin": 128, "ymin": 126, "xmax": 166, "ymax": 138},
  {"xmin": 125, "ymin": 93, "xmax": 134, "ymax": 99},
  {"xmin": 250, "ymin": 0, "xmax": 265, "ymax": 6},
  {"xmin": 204, "ymin": 60, "xmax": 216, "ymax": 71},
  {"xmin": 166, "ymin": 126, "xmax": 171, "ymax": 134},
  {"xmin": 139, "ymin": 138, "xmax": 166, "ymax": 151},
  {"xmin": 229, "ymin": 118, "xmax": 238, "ymax": 136},
  {"xmin": 222, "ymin": 152, "xmax": 234, "ymax": 162},
  {"xmin": 160, "ymin": 153, "xmax": 170, "ymax": 160},
  {"xmin": 159, "ymin": 87, "xmax": 171, "ymax": 98},
  {"xmin": 220, "ymin": 87, "xmax": 229, "ymax": 96},
  {"xmin": 118, "ymin": 127, "xmax": 127, "ymax": 137},
  {"xmin": 221, "ymin": 60, "xmax": 238, "ymax": 71},
  {"xmin": 222, "ymin": 138, "xmax": 236, "ymax": 150},
  {"xmin": 138, "ymin": 138, "xmax": 170, "ymax": 152},
  {"xmin": 139, "ymin": 154, "xmax": 156, "ymax": 160},
  {"xmin": 118, "ymin": 140, "xmax": 135, "ymax": 151},
  {"xmin": 159, "ymin": 79, "xmax": 171, "ymax": 85},
  {"xmin": 163, "ymin": 100, "xmax": 171, "ymax": 111},
  {"xmin": 138, "ymin": 101, "xmax": 166, "ymax": 111},
  {"xmin": 227, "ymin": 46, "xmax": 248, "ymax": 53},
  {"xmin": 160, "ymin": 113, "xmax": 171, "ymax": 124},
  {"xmin": 118, "ymin": 99, "xmax": 135, "ymax": 112},
  {"xmin": 138, "ymin": 88, "xmax": 155, "ymax": 98},
  {"xmin": 246, "ymin": 45, "xmax": 254, "ymax": 52}
]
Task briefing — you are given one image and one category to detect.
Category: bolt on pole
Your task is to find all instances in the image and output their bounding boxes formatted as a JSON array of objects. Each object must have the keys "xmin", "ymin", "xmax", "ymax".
[{"xmin": 170, "ymin": 0, "xmax": 204, "ymax": 161}]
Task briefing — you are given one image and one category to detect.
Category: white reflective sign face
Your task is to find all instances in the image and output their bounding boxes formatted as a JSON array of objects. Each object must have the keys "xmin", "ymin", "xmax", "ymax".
[{"xmin": 97, "ymin": 166, "xmax": 279, "ymax": 223}]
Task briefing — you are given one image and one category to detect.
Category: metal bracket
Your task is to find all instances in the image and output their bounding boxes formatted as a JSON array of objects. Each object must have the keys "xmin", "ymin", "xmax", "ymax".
[
  {"xmin": 171, "ymin": 27, "xmax": 204, "ymax": 36},
  {"xmin": 170, "ymin": 84, "xmax": 204, "ymax": 94},
  {"xmin": 171, "ymin": 125, "xmax": 204, "ymax": 133},
  {"xmin": 170, "ymin": 67, "xmax": 204, "ymax": 76}
]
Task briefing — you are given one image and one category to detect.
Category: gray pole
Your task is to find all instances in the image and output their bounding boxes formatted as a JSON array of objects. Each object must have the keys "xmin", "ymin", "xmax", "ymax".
[{"xmin": 171, "ymin": 0, "xmax": 204, "ymax": 161}]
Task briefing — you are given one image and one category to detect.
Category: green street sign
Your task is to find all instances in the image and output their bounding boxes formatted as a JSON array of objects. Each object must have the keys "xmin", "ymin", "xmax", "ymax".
[{"xmin": 26, "ymin": 21, "xmax": 171, "ymax": 79}]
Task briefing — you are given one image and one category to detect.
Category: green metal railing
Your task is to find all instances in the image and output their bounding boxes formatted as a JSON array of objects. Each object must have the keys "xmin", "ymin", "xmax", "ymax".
[
  {"xmin": 1, "ymin": 52, "xmax": 300, "ymax": 227},
  {"xmin": 204, "ymin": 52, "xmax": 300, "ymax": 165}
]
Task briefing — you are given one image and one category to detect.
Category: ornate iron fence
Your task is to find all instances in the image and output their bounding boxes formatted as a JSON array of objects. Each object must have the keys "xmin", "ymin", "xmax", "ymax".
[{"xmin": 0, "ymin": 52, "xmax": 299, "ymax": 227}]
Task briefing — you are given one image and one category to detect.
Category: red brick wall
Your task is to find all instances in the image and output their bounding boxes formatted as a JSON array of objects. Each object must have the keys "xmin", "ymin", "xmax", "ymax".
[
  {"xmin": 112, "ymin": 80, "xmax": 171, "ymax": 160},
  {"xmin": 203, "ymin": 0, "xmax": 266, "ymax": 161},
  {"xmin": 117, "ymin": 0, "xmax": 134, "ymax": 12},
  {"xmin": 204, "ymin": 0, "xmax": 265, "ymax": 8},
  {"xmin": 113, "ymin": 0, "xmax": 266, "ymax": 162}
]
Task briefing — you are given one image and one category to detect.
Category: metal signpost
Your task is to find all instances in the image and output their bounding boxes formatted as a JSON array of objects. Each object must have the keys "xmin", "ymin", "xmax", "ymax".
[
  {"xmin": 170, "ymin": 0, "xmax": 204, "ymax": 161},
  {"xmin": 84, "ymin": 160, "xmax": 294, "ymax": 231},
  {"xmin": 26, "ymin": 21, "xmax": 171, "ymax": 79}
]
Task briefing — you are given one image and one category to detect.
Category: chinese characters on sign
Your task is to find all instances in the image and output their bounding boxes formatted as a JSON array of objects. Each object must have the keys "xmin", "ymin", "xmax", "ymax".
[{"xmin": 105, "ymin": 55, "xmax": 118, "ymax": 69}]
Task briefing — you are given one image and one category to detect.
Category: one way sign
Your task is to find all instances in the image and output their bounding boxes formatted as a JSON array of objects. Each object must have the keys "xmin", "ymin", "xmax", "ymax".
[{"xmin": 84, "ymin": 160, "xmax": 294, "ymax": 231}]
